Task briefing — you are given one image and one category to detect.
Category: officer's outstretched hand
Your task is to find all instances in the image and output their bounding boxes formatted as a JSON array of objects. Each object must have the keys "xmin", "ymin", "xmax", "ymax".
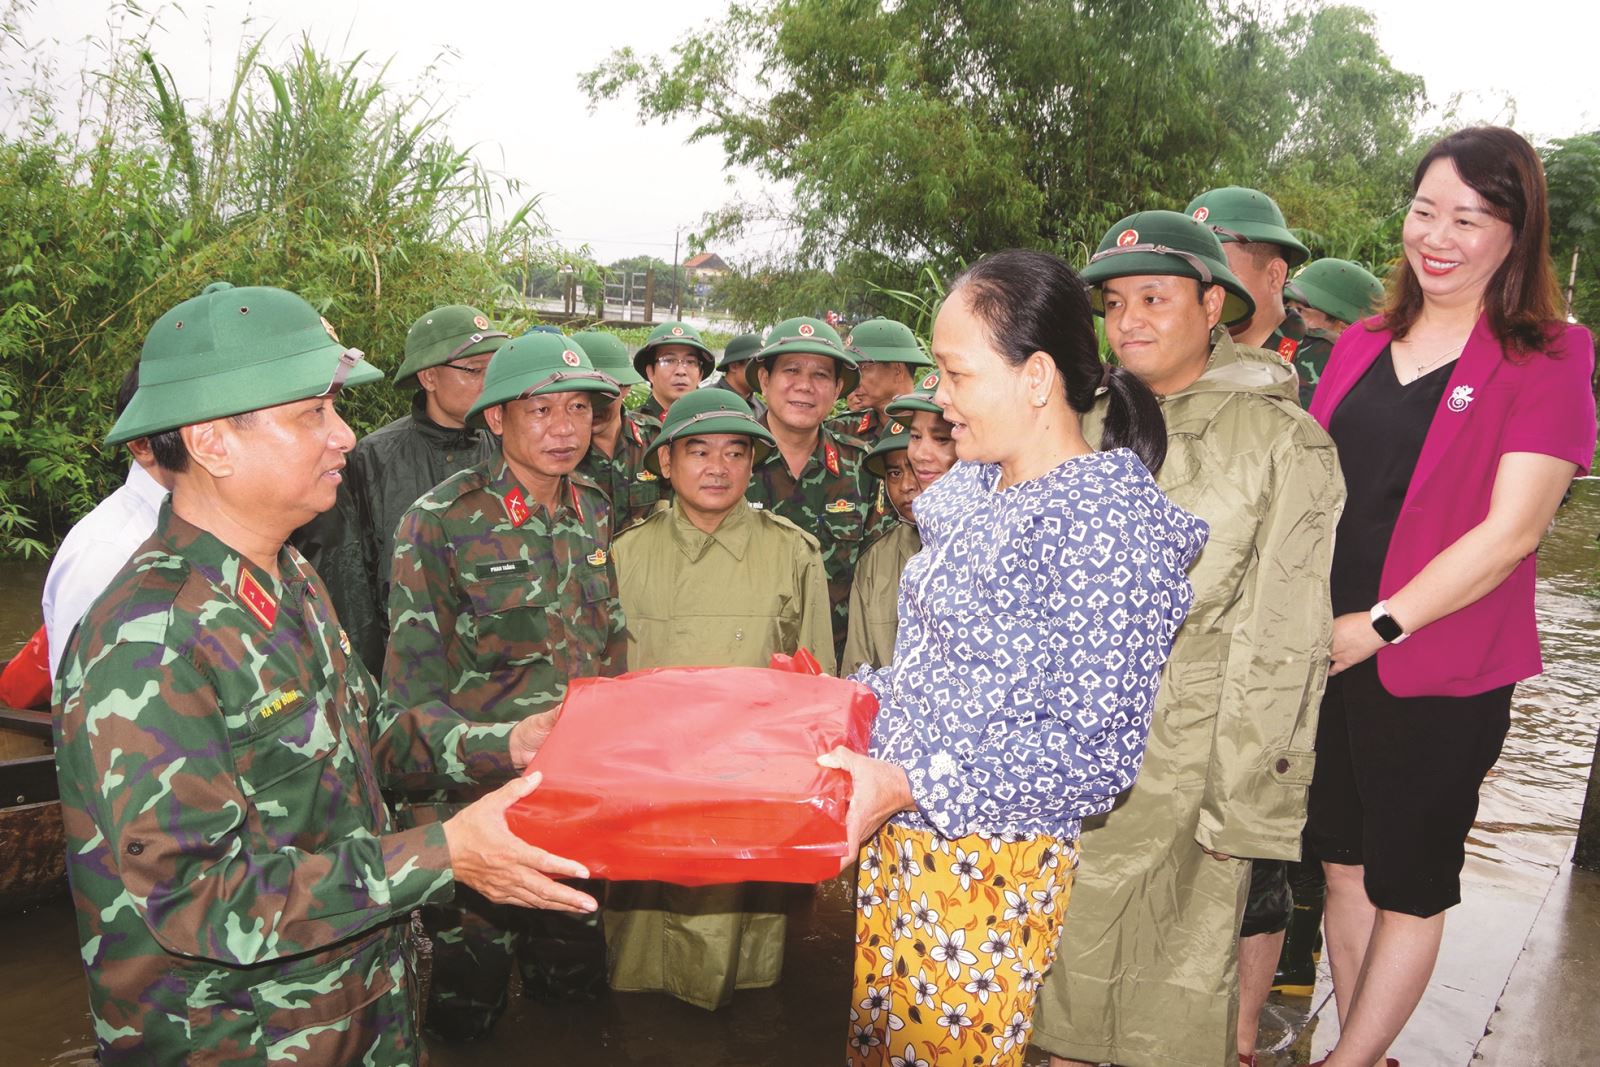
[
  {"xmin": 508, "ymin": 709, "xmax": 559, "ymax": 769},
  {"xmin": 817, "ymin": 746, "xmax": 915, "ymax": 874},
  {"xmin": 443, "ymin": 773, "xmax": 597, "ymax": 913}
]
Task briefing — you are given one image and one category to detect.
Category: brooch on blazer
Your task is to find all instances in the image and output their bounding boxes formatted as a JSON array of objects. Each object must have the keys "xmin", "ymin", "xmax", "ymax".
[{"xmin": 1447, "ymin": 385, "xmax": 1475, "ymax": 413}]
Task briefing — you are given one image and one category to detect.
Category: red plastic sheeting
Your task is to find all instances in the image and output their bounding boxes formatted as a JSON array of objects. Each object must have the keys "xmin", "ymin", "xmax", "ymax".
[
  {"xmin": 0, "ymin": 625, "xmax": 52, "ymax": 711},
  {"xmin": 506, "ymin": 657, "xmax": 879, "ymax": 887}
]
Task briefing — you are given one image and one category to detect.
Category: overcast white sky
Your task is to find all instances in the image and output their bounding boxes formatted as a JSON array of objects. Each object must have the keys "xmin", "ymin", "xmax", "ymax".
[{"xmin": 8, "ymin": 0, "xmax": 1597, "ymax": 266}]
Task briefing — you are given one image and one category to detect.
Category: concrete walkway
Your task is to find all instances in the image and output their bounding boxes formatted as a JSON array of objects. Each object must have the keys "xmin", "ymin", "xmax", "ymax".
[{"xmin": 1251, "ymin": 845, "xmax": 1597, "ymax": 1066}]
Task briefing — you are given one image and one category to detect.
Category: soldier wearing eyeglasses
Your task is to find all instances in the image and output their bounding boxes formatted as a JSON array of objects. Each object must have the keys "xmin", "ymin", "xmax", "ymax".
[
  {"xmin": 631, "ymin": 320, "xmax": 717, "ymax": 427},
  {"xmin": 294, "ymin": 304, "xmax": 504, "ymax": 676}
]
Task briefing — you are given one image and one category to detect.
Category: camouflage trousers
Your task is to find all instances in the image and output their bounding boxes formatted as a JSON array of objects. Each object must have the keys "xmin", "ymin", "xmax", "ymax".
[{"xmin": 421, "ymin": 882, "xmax": 608, "ymax": 1042}]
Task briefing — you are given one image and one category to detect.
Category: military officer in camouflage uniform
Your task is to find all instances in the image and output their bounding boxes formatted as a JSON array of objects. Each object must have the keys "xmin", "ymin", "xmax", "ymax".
[
  {"xmin": 1186, "ymin": 186, "xmax": 1333, "ymax": 401},
  {"xmin": 384, "ymin": 331, "xmax": 626, "ymax": 1040},
  {"xmin": 841, "ymin": 369, "xmax": 957, "ymax": 674},
  {"xmin": 573, "ymin": 329, "xmax": 665, "ymax": 526},
  {"xmin": 1284, "ymin": 257, "xmax": 1386, "ymax": 408},
  {"xmin": 604, "ymin": 388, "xmax": 834, "ymax": 1010},
  {"xmin": 826, "ymin": 317, "xmax": 932, "ymax": 442},
  {"xmin": 293, "ymin": 304, "xmax": 504, "ymax": 676},
  {"xmin": 708, "ymin": 331, "xmax": 767, "ymax": 420},
  {"xmin": 632, "ymin": 319, "xmax": 715, "ymax": 427},
  {"xmin": 54, "ymin": 283, "xmax": 596, "ymax": 1066},
  {"xmin": 743, "ymin": 317, "xmax": 872, "ymax": 662}
]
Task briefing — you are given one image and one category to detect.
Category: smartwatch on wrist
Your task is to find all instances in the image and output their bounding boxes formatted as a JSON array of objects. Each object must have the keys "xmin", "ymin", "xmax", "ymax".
[{"xmin": 1369, "ymin": 601, "xmax": 1408, "ymax": 644}]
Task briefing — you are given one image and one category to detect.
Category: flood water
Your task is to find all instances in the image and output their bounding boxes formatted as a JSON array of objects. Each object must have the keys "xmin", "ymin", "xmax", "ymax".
[{"xmin": 1, "ymin": 482, "xmax": 1596, "ymax": 1066}]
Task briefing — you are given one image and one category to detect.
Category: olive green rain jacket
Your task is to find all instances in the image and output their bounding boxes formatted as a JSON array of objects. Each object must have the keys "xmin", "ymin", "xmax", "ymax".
[
  {"xmin": 841, "ymin": 521, "xmax": 921, "ymax": 675},
  {"xmin": 1031, "ymin": 331, "xmax": 1345, "ymax": 1067},
  {"xmin": 603, "ymin": 499, "xmax": 834, "ymax": 1010}
]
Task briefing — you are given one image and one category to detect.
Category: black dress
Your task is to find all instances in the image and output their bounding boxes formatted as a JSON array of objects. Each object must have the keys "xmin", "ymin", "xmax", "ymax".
[{"xmin": 1305, "ymin": 347, "xmax": 1514, "ymax": 917}]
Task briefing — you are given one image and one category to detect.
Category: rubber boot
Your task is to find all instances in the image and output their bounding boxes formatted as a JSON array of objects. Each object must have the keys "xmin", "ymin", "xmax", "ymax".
[{"xmin": 1273, "ymin": 860, "xmax": 1325, "ymax": 996}]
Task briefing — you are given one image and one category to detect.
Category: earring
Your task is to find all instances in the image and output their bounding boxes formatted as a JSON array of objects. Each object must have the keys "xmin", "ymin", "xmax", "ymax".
[{"xmin": 1034, "ymin": 396, "xmax": 1047, "ymax": 407}]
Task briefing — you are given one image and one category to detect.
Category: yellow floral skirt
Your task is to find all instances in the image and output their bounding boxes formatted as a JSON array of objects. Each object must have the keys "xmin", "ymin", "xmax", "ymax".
[{"xmin": 846, "ymin": 820, "xmax": 1077, "ymax": 1067}]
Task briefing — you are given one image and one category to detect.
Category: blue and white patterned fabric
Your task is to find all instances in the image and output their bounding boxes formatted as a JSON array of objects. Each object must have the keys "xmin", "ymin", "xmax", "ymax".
[{"xmin": 854, "ymin": 449, "xmax": 1207, "ymax": 841}]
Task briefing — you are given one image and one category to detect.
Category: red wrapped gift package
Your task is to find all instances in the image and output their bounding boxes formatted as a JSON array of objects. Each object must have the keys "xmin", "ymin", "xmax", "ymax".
[{"xmin": 505, "ymin": 653, "xmax": 879, "ymax": 886}]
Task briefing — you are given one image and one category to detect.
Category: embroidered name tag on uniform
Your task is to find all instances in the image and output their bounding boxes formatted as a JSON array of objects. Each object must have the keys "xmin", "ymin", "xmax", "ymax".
[
  {"xmin": 237, "ymin": 571, "xmax": 278, "ymax": 630},
  {"xmin": 825, "ymin": 498, "xmax": 855, "ymax": 514},
  {"xmin": 249, "ymin": 688, "xmax": 306, "ymax": 731},
  {"xmin": 476, "ymin": 558, "xmax": 533, "ymax": 580}
]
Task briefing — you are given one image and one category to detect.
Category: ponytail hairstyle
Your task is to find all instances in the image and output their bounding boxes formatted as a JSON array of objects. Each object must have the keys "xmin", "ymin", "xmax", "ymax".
[{"xmin": 950, "ymin": 249, "xmax": 1169, "ymax": 474}]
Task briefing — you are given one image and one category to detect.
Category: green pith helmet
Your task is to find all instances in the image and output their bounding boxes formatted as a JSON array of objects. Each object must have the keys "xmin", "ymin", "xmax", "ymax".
[
  {"xmin": 1079, "ymin": 211, "xmax": 1257, "ymax": 326},
  {"xmin": 1184, "ymin": 186, "xmax": 1310, "ymax": 267},
  {"xmin": 632, "ymin": 320, "xmax": 715, "ymax": 379},
  {"xmin": 717, "ymin": 332, "xmax": 763, "ymax": 370},
  {"xmin": 843, "ymin": 317, "xmax": 932, "ymax": 366},
  {"xmin": 106, "ymin": 282, "xmax": 383, "ymax": 445},
  {"xmin": 885, "ymin": 368, "xmax": 945, "ymax": 417},
  {"xmin": 863, "ymin": 418, "xmax": 912, "ymax": 478},
  {"xmin": 393, "ymin": 304, "xmax": 510, "ymax": 388},
  {"xmin": 466, "ymin": 331, "xmax": 620, "ymax": 430},
  {"xmin": 744, "ymin": 316, "xmax": 861, "ymax": 395},
  {"xmin": 572, "ymin": 330, "xmax": 645, "ymax": 388},
  {"xmin": 1286, "ymin": 258, "xmax": 1385, "ymax": 325},
  {"xmin": 643, "ymin": 386, "xmax": 777, "ymax": 476}
]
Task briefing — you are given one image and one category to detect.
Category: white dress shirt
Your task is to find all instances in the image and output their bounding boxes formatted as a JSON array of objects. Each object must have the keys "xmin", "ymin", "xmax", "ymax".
[{"xmin": 42, "ymin": 463, "xmax": 169, "ymax": 677}]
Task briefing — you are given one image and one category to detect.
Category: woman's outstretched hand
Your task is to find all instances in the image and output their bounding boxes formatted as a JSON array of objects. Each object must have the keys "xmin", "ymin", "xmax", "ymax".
[{"xmin": 818, "ymin": 746, "xmax": 915, "ymax": 874}]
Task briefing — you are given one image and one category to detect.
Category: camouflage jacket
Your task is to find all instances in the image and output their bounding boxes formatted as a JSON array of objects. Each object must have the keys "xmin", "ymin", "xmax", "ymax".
[
  {"xmin": 384, "ymin": 458, "xmax": 626, "ymax": 727},
  {"xmin": 53, "ymin": 502, "xmax": 515, "ymax": 1066},
  {"xmin": 293, "ymin": 391, "xmax": 498, "ymax": 677},
  {"xmin": 707, "ymin": 377, "xmax": 767, "ymax": 421},
  {"xmin": 825, "ymin": 406, "xmax": 883, "ymax": 441},
  {"xmin": 636, "ymin": 393, "xmax": 668, "ymax": 429},
  {"xmin": 578, "ymin": 409, "xmax": 667, "ymax": 529},
  {"xmin": 744, "ymin": 421, "xmax": 874, "ymax": 661},
  {"xmin": 1261, "ymin": 308, "xmax": 1334, "ymax": 410}
]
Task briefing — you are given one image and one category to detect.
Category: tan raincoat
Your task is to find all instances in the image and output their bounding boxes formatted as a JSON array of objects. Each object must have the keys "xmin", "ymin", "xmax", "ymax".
[
  {"xmin": 603, "ymin": 499, "xmax": 834, "ymax": 1009},
  {"xmin": 1031, "ymin": 332, "xmax": 1344, "ymax": 1067},
  {"xmin": 841, "ymin": 521, "xmax": 922, "ymax": 675}
]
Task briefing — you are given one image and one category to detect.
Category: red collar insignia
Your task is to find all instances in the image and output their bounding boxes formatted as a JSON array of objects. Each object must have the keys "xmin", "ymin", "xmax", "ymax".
[
  {"xmin": 1276, "ymin": 336, "xmax": 1298, "ymax": 360},
  {"xmin": 823, "ymin": 439, "xmax": 841, "ymax": 476},
  {"xmin": 237, "ymin": 571, "xmax": 278, "ymax": 630},
  {"xmin": 504, "ymin": 487, "xmax": 530, "ymax": 527},
  {"xmin": 856, "ymin": 412, "xmax": 871, "ymax": 434},
  {"xmin": 629, "ymin": 419, "xmax": 645, "ymax": 446}
]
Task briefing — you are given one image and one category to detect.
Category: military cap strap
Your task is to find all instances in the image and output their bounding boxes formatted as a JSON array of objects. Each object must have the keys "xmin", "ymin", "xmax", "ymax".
[
  {"xmin": 667, "ymin": 409, "xmax": 765, "ymax": 436},
  {"xmin": 767, "ymin": 333, "xmax": 843, "ymax": 354},
  {"xmin": 1087, "ymin": 243, "xmax": 1214, "ymax": 284},
  {"xmin": 1205, "ymin": 223, "xmax": 1252, "ymax": 244},
  {"xmin": 321, "ymin": 348, "xmax": 366, "ymax": 395},
  {"xmin": 442, "ymin": 331, "xmax": 511, "ymax": 364},
  {"xmin": 514, "ymin": 369, "xmax": 615, "ymax": 398}
]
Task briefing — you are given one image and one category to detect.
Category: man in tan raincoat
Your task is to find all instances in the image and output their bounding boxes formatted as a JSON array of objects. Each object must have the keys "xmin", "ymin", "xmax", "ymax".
[
  {"xmin": 604, "ymin": 388, "xmax": 835, "ymax": 1010},
  {"xmin": 1032, "ymin": 210, "xmax": 1344, "ymax": 1067}
]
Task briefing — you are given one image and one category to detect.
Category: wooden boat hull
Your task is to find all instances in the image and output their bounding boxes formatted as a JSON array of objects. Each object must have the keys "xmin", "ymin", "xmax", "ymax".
[{"xmin": 0, "ymin": 754, "xmax": 67, "ymax": 912}]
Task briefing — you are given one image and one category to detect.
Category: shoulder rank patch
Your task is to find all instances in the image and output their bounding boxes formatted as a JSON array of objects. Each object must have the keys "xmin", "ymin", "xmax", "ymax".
[
  {"xmin": 823, "ymin": 439, "xmax": 841, "ymax": 476},
  {"xmin": 503, "ymin": 486, "xmax": 530, "ymax": 527},
  {"xmin": 1276, "ymin": 336, "xmax": 1298, "ymax": 361},
  {"xmin": 237, "ymin": 570, "xmax": 278, "ymax": 630},
  {"xmin": 636, "ymin": 469, "xmax": 658, "ymax": 482},
  {"xmin": 587, "ymin": 548, "xmax": 608, "ymax": 566},
  {"xmin": 825, "ymin": 498, "xmax": 855, "ymax": 514}
]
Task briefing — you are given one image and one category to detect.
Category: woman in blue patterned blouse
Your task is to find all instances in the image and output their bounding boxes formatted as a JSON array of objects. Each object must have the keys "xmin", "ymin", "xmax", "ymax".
[{"xmin": 822, "ymin": 250, "xmax": 1208, "ymax": 1067}]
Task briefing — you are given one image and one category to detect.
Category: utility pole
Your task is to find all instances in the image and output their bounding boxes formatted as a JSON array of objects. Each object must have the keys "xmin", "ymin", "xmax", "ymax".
[
  {"xmin": 1566, "ymin": 245, "xmax": 1580, "ymax": 321},
  {"xmin": 672, "ymin": 227, "xmax": 681, "ymax": 319}
]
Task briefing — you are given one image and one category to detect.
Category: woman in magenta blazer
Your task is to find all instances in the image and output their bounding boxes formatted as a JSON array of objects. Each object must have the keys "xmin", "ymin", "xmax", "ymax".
[{"xmin": 1301, "ymin": 126, "xmax": 1596, "ymax": 1067}]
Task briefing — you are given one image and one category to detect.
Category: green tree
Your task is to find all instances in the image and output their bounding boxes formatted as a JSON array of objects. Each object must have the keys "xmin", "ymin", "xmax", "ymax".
[
  {"xmin": 1544, "ymin": 131, "xmax": 1600, "ymax": 328},
  {"xmin": 582, "ymin": 0, "xmax": 1426, "ymax": 313},
  {"xmin": 0, "ymin": 17, "xmax": 544, "ymax": 553}
]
